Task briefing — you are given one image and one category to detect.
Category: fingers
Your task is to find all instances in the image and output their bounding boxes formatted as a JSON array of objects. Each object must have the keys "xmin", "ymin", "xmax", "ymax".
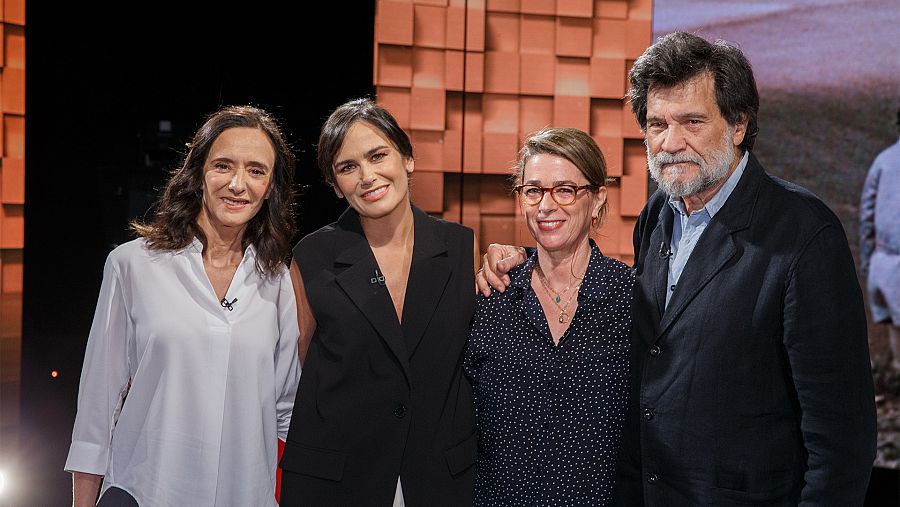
[{"xmin": 475, "ymin": 268, "xmax": 493, "ymax": 297}]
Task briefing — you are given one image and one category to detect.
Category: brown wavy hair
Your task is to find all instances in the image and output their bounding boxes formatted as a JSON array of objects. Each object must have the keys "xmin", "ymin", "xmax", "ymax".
[{"xmin": 131, "ymin": 105, "xmax": 296, "ymax": 276}]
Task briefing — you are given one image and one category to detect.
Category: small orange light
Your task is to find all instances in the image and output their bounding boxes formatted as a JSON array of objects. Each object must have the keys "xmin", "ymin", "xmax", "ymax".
[{"xmin": 51, "ymin": 370, "xmax": 59, "ymax": 378}]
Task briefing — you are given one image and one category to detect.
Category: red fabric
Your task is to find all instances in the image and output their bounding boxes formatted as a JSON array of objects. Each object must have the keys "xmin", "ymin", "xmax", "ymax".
[{"xmin": 276, "ymin": 438, "xmax": 285, "ymax": 503}]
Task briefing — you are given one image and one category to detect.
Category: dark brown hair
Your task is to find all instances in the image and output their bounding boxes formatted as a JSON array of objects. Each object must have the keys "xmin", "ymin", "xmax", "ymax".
[
  {"xmin": 131, "ymin": 105, "xmax": 296, "ymax": 276},
  {"xmin": 317, "ymin": 97, "xmax": 413, "ymax": 186},
  {"xmin": 629, "ymin": 31, "xmax": 760, "ymax": 152},
  {"xmin": 516, "ymin": 127, "xmax": 609, "ymax": 226}
]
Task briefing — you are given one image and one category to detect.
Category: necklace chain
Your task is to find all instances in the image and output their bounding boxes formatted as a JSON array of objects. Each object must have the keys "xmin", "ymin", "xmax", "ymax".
[{"xmin": 535, "ymin": 264, "xmax": 584, "ymax": 324}]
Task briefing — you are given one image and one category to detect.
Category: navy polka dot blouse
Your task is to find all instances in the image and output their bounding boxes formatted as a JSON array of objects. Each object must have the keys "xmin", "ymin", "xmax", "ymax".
[{"xmin": 465, "ymin": 241, "xmax": 633, "ymax": 506}]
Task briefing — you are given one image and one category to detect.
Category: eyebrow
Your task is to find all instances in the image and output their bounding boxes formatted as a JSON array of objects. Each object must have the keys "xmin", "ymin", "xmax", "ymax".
[
  {"xmin": 523, "ymin": 179, "xmax": 579, "ymax": 186},
  {"xmin": 333, "ymin": 145, "xmax": 390, "ymax": 168},
  {"xmin": 207, "ymin": 156, "xmax": 271, "ymax": 170}
]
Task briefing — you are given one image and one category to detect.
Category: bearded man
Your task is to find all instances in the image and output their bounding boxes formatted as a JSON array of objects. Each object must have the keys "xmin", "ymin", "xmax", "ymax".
[{"xmin": 477, "ymin": 32, "xmax": 877, "ymax": 506}]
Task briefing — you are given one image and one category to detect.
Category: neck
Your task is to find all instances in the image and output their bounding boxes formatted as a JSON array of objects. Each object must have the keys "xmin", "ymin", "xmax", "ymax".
[
  {"xmin": 536, "ymin": 236, "xmax": 591, "ymax": 284},
  {"xmin": 359, "ymin": 202, "xmax": 415, "ymax": 248},
  {"xmin": 196, "ymin": 212, "xmax": 247, "ymax": 266}
]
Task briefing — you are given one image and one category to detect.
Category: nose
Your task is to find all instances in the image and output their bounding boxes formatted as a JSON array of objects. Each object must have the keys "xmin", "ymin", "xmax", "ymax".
[
  {"xmin": 537, "ymin": 189, "xmax": 557, "ymax": 213},
  {"xmin": 229, "ymin": 169, "xmax": 246, "ymax": 194},
  {"xmin": 358, "ymin": 162, "xmax": 376, "ymax": 186},
  {"xmin": 659, "ymin": 124, "xmax": 687, "ymax": 153}
]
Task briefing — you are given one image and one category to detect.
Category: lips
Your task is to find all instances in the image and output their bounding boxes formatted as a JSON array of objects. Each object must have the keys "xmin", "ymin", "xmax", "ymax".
[
  {"xmin": 222, "ymin": 196, "xmax": 250, "ymax": 210},
  {"xmin": 537, "ymin": 219, "xmax": 565, "ymax": 231},
  {"xmin": 361, "ymin": 185, "xmax": 388, "ymax": 201}
]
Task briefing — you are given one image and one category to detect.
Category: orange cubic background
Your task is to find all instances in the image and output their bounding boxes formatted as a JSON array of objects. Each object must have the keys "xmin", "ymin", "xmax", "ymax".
[{"xmin": 374, "ymin": 0, "xmax": 653, "ymax": 265}]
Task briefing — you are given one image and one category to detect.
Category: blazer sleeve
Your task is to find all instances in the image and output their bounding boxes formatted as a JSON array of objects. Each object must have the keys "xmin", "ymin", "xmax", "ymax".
[
  {"xmin": 782, "ymin": 223, "xmax": 877, "ymax": 506},
  {"xmin": 64, "ymin": 254, "xmax": 132, "ymax": 475}
]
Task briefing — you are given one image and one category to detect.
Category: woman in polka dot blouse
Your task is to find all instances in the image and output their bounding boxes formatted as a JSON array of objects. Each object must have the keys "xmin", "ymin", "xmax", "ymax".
[{"xmin": 464, "ymin": 128, "xmax": 633, "ymax": 506}]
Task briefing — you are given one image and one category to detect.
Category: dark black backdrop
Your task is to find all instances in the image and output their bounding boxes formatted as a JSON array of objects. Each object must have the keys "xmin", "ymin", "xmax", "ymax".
[{"xmin": 21, "ymin": 4, "xmax": 374, "ymax": 504}]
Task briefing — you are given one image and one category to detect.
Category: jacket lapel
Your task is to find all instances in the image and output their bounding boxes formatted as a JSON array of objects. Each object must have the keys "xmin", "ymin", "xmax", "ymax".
[
  {"xmin": 332, "ymin": 209, "xmax": 411, "ymax": 383},
  {"xmin": 401, "ymin": 207, "xmax": 451, "ymax": 357},
  {"xmin": 651, "ymin": 204, "xmax": 674, "ymax": 323},
  {"xmin": 655, "ymin": 154, "xmax": 762, "ymax": 340}
]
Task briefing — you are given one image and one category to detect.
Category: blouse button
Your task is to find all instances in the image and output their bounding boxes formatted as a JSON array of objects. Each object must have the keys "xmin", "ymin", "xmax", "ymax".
[
  {"xmin": 647, "ymin": 472, "xmax": 659, "ymax": 484},
  {"xmin": 393, "ymin": 403, "xmax": 407, "ymax": 419},
  {"xmin": 649, "ymin": 345, "xmax": 661, "ymax": 357},
  {"xmin": 642, "ymin": 408, "xmax": 655, "ymax": 421}
]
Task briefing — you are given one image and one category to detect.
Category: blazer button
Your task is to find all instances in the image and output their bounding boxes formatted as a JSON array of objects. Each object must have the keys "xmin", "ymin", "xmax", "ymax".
[
  {"xmin": 642, "ymin": 408, "xmax": 655, "ymax": 421},
  {"xmin": 649, "ymin": 345, "xmax": 661, "ymax": 357},
  {"xmin": 647, "ymin": 473, "xmax": 659, "ymax": 484},
  {"xmin": 393, "ymin": 403, "xmax": 407, "ymax": 419}
]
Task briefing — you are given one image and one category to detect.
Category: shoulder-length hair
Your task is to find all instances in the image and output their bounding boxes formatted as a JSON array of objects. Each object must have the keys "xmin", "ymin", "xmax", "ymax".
[{"xmin": 131, "ymin": 105, "xmax": 296, "ymax": 276}]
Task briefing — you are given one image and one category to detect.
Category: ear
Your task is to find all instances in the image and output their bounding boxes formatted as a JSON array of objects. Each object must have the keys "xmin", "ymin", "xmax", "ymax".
[
  {"xmin": 731, "ymin": 113, "xmax": 749, "ymax": 147},
  {"xmin": 332, "ymin": 183, "xmax": 345, "ymax": 199},
  {"xmin": 593, "ymin": 186, "xmax": 607, "ymax": 217},
  {"xmin": 405, "ymin": 157, "xmax": 415, "ymax": 175}
]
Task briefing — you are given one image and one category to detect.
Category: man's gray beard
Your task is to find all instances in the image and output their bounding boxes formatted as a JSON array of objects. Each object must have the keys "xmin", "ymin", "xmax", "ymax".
[{"xmin": 646, "ymin": 127, "xmax": 736, "ymax": 198}]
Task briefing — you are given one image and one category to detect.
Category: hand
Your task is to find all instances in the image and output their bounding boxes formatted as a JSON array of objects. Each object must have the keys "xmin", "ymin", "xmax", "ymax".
[{"xmin": 475, "ymin": 244, "xmax": 527, "ymax": 296}]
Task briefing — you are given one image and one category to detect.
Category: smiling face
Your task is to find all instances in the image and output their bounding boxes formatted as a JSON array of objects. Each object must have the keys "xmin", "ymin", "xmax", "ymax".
[
  {"xmin": 331, "ymin": 121, "xmax": 413, "ymax": 221},
  {"xmin": 197, "ymin": 127, "xmax": 275, "ymax": 236},
  {"xmin": 644, "ymin": 72, "xmax": 746, "ymax": 199},
  {"xmin": 521, "ymin": 153, "xmax": 605, "ymax": 255}
]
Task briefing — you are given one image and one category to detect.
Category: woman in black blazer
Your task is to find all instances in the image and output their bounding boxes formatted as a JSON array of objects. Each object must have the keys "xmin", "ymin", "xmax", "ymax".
[{"xmin": 279, "ymin": 98, "xmax": 478, "ymax": 506}]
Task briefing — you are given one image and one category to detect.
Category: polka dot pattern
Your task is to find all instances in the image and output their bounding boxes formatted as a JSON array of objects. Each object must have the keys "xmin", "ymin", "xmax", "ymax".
[{"xmin": 465, "ymin": 242, "xmax": 633, "ymax": 506}]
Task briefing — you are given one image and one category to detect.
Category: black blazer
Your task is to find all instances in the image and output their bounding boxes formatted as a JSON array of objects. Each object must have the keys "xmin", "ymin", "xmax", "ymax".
[
  {"xmin": 616, "ymin": 154, "xmax": 877, "ymax": 506},
  {"xmin": 280, "ymin": 206, "xmax": 476, "ymax": 506}
]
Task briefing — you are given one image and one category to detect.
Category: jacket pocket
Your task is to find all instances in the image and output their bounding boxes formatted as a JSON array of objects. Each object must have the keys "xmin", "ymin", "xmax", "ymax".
[
  {"xmin": 443, "ymin": 431, "xmax": 477, "ymax": 476},
  {"xmin": 280, "ymin": 442, "xmax": 348, "ymax": 482}
]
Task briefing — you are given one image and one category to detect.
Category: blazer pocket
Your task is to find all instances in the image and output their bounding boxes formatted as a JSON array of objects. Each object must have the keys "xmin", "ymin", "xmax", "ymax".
[
  {"xmin": 280, "ymin": 442, "xmax": 348, "ymax": 482},
  {"xmin": 443, "ymin": 431, "xmax": 477, "ymax": 477}
]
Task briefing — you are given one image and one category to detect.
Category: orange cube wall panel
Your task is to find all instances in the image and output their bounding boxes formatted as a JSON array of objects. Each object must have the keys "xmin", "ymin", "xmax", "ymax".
[
  {"xmin": 557, "ymin": 0, "xmax": 593, "ymax": 18},
  {"xmin": 519, "ymin": 53, "xmax": 555, "ymax": 96},
  {"xmin": 520, "ymin": 14, "xmax": 555, "ymax": 54},
  {"xmin": 484, "ymin": 51, "xmax": 520, "ymax": 94},
  {"xmin": 521, "ymin": 0, "xmax": 555, "ymax": 16},
  {"xmin": 373, "ymin": 0, "xmax": 653, "ymax": 264},
  {"xmin": 555, "ymin": 17, "xmax": 593, "ymax": 57},
  {"xmin": 414, "ymin": 5, "xmax": 448, "ymax": 49},
  {"xmin": 1, "ymin": 157, "xmax": 24, "ymax": 204},
  {"xmin": 410, "ymin": 87, "xmax": 447, "ymax": 131},
  {"xmin": 519, "ymin": 96, "xmax": 554, "ymax": 137},
  {"xmin": 595, "ymin": 0, "xmax": 628, "ymax": 19},
  {"xmin": 377, "ymin": 0, "xmax": 415, "ymax": 46}
]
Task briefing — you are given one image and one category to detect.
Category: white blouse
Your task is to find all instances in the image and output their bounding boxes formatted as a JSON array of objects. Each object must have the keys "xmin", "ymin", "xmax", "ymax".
[{"xmin": 64, "ymin": 238, "xmax": 300, "ymax": 507}]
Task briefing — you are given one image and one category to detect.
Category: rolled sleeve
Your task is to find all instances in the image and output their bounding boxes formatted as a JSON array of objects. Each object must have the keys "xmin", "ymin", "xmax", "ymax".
[{"xmin": 65, "ymin": 255, "xmax": 131, "ymax": 475}]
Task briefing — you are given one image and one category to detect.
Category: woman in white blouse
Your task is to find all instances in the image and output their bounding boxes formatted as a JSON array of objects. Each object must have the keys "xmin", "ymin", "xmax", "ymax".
[{"xmin": 65, "ymin": 106, "xmax": 301, "ymax": 507}]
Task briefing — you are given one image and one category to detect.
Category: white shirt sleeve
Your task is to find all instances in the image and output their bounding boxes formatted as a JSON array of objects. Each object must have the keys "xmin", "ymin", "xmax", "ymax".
[
  {"xmin": 274, "ymin": 270, "xmax": 301, "ymax": 441},
  {"xmin": 64, "ymin": 253, "xmax": 132, "ymax": 475}
]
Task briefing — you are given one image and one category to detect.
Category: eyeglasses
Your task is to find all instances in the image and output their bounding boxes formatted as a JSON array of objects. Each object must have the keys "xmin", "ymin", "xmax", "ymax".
[{"xmin": 514, "ymin": 184, "xmax": 597, "ymax": 206}]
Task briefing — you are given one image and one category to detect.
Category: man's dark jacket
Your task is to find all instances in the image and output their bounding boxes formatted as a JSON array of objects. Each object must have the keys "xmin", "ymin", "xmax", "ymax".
[{"xmin": 616, "ymin": 153, "xmax": 877, "ymax": 506}]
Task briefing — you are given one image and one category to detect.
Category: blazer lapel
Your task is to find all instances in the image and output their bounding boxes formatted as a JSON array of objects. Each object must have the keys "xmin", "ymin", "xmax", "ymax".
[
  {"xmin": 657, "ymin": 220, "xmax": 737, "ymax": 337},
  {"xmin": 651, "ymin": 204, "xmax": 675, "ymax": 322},
  {"xmin": 401, "ymin": 207, "xmax": 451, "ymax": 357},
  {"xmin": 332, "ymin": 209, "xmax": 411, "ymax": 383},
  {"xmin": 656, "ymin": 154, "xmax": 762, "ymax": 340}
]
